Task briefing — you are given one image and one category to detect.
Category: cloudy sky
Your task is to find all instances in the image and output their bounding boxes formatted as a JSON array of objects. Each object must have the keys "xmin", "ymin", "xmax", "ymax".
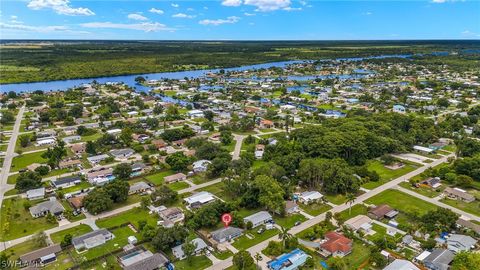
[{"xmin": 0, "ymin": 0, "xmax": 479, "ymax": 40}]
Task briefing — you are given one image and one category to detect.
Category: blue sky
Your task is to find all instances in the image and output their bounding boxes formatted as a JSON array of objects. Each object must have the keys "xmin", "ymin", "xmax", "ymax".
[{"xmin": 0, "ymin": 0, "xmax": 479, "ymax": 40}]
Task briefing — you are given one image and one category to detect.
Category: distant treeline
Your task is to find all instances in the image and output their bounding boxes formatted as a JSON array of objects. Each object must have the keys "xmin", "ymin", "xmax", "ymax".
[{"xmin": 1, "ymin": 40, "xmax": 479, "ymax": 84}]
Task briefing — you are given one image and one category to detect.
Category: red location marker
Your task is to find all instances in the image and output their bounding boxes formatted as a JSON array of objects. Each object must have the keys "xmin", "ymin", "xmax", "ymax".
[{"xmin": 221, "ymin": 213, "xmax": 232, "ymax": 227}]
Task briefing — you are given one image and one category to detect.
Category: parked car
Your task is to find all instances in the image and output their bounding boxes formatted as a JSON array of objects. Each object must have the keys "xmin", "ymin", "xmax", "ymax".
[{"xmin": 257, "ymin": 228, "xmax": 265, "ymax": 234}]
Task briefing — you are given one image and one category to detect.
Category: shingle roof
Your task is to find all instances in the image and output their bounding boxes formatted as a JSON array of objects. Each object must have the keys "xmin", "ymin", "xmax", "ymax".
[{"xmin": 20, "ymin": 244, "xmax": 62, "ymax": 263}]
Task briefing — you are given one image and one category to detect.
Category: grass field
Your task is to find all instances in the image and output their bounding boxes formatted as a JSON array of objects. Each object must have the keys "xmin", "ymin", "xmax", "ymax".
[
  {"xmin": 274, "ymin": 214, "xmax": 307, "ymax": 229},
  {"xmin": 11, "ymin": 151, "xmax": 47, "ymax": 171},
  {"xmin": 365, "ymin": 189, "xmax": 438, "ymax": 216},
  {"xmin": 362, "ymin": 160, "xmax": 418, "ymax": 189},
  {"xmin": 0, "ymin": 197, "xmax": 57, "ymax": 241},
  {"xmin": 398, "ymin": 182, "xmax": 444, "ymax": 198},
  {"xmin": 96, "ymin": 207, "xmax": 157, "ymax": 229},
  {"xmin": 50, "ymin": 224, "xmax": 93, "ymax": 244},
  {"xmin": 337, "ymin": 204, "xmax": 368, "ymax": 222},
  {"xmin": 441, "ymin": 198, "xmax": 480, "ymax": 216},
  {"xmin": 298, "ymin": 203, "xmax": 332, "ymax": 216},
  {"xmin": 1, "ymin": 239, "xmax": 43, "ymax": 261},
  {"xmin": 232, "ymin": 226, "xmax": 279, "ymax": 250},
  {"xmin": 198, "ymin": 182, "xmax": 232, "ymax": 201},
  {"xmin": 145, "ymin": 170, "xmax": 176, "ymax": 186},
  {"xmin": 173, "ymin": 255, "xmax": 212, "ymax": 270},
  {"xmin": 168, "ymin": 181, "xmax": 191, "ymax": 191}
]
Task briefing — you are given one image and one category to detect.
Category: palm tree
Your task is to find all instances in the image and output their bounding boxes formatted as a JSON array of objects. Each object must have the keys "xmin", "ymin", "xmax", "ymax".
[
  {"xmin": 278, "ymin": 226, "xmax": 292, "ymax": 249},
  {"xmin": 254, "ymin": 252, "xmax": 262, "ymax": 269},
  {"xmin": 345, "ymin": 193, "xmax": 356, "ymax": 216}
]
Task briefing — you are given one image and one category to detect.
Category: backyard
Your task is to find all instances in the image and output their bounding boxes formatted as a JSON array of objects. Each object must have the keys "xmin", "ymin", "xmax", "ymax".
[
  {"xmin": 232, "ymin": 226, "xmax": 279, "ymax": 250},
  {"xmin": 362, "ymin": 160, "xmax": 418, "ymax": 190},
  {"xmin": 50, "ymin": 224, "xmax": 93, "ymax": 244},
  {"xmin": 11, "ymin": 151, "xmax": 47, "ymax": 171}
]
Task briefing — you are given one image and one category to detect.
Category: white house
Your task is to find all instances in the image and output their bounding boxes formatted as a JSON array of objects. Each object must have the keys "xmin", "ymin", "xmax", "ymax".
[
  {"xmin": 193, "ymin": 160, "xmax": 212, "ymax": 173},
  {"xmin": 298, "ymin": 191, "xmax": 323, "ymax": 205},
  {"xmin": 243, "ymin": 211, "xmax": 273, "ymax": 228},
  {"xmin": 184, "ymin": 191, "xmax": 216, "ymax": 209}
]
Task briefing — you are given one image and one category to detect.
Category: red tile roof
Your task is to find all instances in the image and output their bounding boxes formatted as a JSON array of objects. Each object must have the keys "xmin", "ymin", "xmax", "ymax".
[{"xmin": 320, "ymin": 232, "xmax": 352, "ymax": 254}]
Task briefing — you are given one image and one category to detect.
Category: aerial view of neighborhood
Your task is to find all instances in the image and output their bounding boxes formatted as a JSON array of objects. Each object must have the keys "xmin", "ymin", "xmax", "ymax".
[{"xmin": 0, "ymin": 1, "xmax": 480, "ymax": 270}]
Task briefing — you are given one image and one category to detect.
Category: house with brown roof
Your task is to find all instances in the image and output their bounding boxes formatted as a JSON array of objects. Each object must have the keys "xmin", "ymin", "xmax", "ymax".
[
  {"xmin": 368, "ymin": 204, "xmax": 398, "ymax": 220},
  {"xmin": 444, "ymin": 187, "xmax": 475, "ymax": 203},
  {"xmin": 58, "ymin": 159, "xmax": 82, "ymax": 169},
  {"xmin": 260, "ymin": 119, "xmax": 274, "ymax": 129},
  {"xmin": 151, "ymin": 139, "xmax": 167, "ymax": 150},
  {"xmin": 320, "ymin": 232, "xmax": 353, "ymax": 257},
  {"xmin": 20, "ymin": 244, "xmax": 62, "ymax": 265},
  {"xmin": 164, "ymin": 173, "xmax": 187, "ymax": 183},
  {"xmin": 68, "ymin": 195, "xmax": 85, "ymax": 211},
  {"xmin": 69, "ymin": 143, "xmax": 86, "ymax": 155}
]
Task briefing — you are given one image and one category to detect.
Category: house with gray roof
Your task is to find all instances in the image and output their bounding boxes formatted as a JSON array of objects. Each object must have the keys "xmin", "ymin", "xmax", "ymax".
[
  {"xmin": 109, "ymin": 148, "xmax": 135, "ymax": 159},
  {"xmin": 29, "ymin": 198, "xmax": 65, "ymax": 218},
  {"xmin": 129, "ymin": 181, "xmax": 151, "ymax": 195},
  {"xmin": 87, "ymin": 154, "xmax": 109, "ymax": 165},
  {"xmin": 446, "ymin": 234, "xmax": 477, "ymax": 253},
  {"xmin": 19, "ymin": 244, "xmax": 62, "ymax": 265},
  {"xmin": 172, "ymin": 238, "xmax": 208, "ymax": 260},
  {"xmin": 423, "ymin": 249, "xmax": 454, "ymax": 270},
  {"xmin": 243, "ymin": 211, "xmax": 273, "ymax": 228},
  {"xmin": 52, "ymin": 175, "xmax": 82, "ymax": 189},
  {"xmin": 119, "ymin": 249, "xmax": 168, "ymax": 270},
  {"xmin": 383, "ymin": 259, "xmax": 419, "ymax": 270},
  {"xmin": 72, "ymin": 229, "xmax": 114, "ymax": 251},
  {"xmin": 26, "ymin": 187, "xmax": 45, "ymax": 201},
  {"xmin": 211, "ymin": 227, "xmax": 243, "ymax": 243}
]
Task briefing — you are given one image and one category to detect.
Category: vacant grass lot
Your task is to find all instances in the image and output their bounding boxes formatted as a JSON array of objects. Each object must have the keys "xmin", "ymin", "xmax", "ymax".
[
  {"xmin": 337, "ymin": 204, "xmax": 368, "ymax": 222},
  {"xmin": 0, "ymin": 197, "xmax": 57, "ymax": 240},
  {"xmin": 173, "ymin": 255, "xmax": 212, "ymax": 270},
  {"xmin": 50, "ymin": 224, "xmax": 93, "ymax": 244},
  {"xmin": 274, "ymin": 214, "xmax": 307, "ymax": 229},
  {"xmin": 1, "ymin": 239, "xmax": 43, "ymax": 261},
  {"xmin": 362, "ymin": 160, "xmax": 418, "ymax": 190},
  {"xmin": 441, "ymin": 198, "xmax": 480, "ymax": 216},
  {"xmin": 365, "ymin": 189, "xmax": 438, "ymax": 216},
  {"xmin": 299, "ymin": 203, "xmax": 332, "ymax": 216},
  {"xmin": 398, "ymin": 182, "xmax": 444, "ymax": 198},
  {"xmin": 198, "ymin": 182, "xmax": 232, "ymax": 201},
  {"xmin": 11, "ymin": 151, "xmax": 47, "ymax": 171},
  {"xmin": 232, "ymin": 226, "xmax": 279, "ymax": 250},
  {"xmin": 96, "ymin": 207, "xmax": 157, "ymax": 229},
  {"xmin": 168, "ymin": 181, "xmax": 190, "ymax": 191},
  {"xmin": 144, "ymin": 170, "xmax": 176, "ymax": 186}
]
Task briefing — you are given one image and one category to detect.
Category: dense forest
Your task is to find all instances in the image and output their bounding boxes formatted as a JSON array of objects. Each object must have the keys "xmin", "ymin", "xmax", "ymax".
[{"xmin": 1, "ymin": 40, "xmax": 479, "ymax": 83}]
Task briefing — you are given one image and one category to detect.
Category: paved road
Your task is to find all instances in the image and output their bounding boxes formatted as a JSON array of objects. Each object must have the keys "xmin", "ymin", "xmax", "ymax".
[
  {"xmin": 206, "ymin": 153, "xmax": 458, "ymax": 269},
  {"xmin": 232, "ymin": 134, "xmax": 246, "ymax": 160},
  {"xmin": 0, "ymin": 106, "xmax": 25, "ymax": 208}
]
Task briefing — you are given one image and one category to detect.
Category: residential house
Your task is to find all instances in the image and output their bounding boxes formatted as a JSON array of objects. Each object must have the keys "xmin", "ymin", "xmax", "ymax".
[
  {"xmin": 26, "ymin": 187, "xmax": 45, "ymax": 201},
  {"xmin": 267, "ymin": 248, "xmax": 311, "ymax": 270},
  {"xmin": 68, "ymin": 195, "xmax": 85, "ymax": 212},
  {"xmin": 457, "ymin": 218, "xmax": 480, "ymax": 234},
  {"xmin": 421, "ymin": 177, "xmax": 442, "ymax": 189},
  {"xmin": 131, "ymin": 162, "xmax": 146, "ymax": 177},
  {"xmin": 128, "ymin": 181, "xmax": 151, "ymax": 195},
  {"xmin": 159, "ymin": 207, "xmax": 184, "ymax": 223},
  {"xmin": 443, "ymin": 187, "xmax": 475, "ymax": 203},
  {"xmin": 211, "ymin": 227, "xmax": 243, "ymax": 243},
  {"xmin": 368, "ymin": 204, "xmax": 398, "ymax": 220},
  {"xmin": 110, "ymin": 148, "xmax": 135, "ymax": 160},
  {"xmin": 285, "ymin": 200, "xmax": 299, "ymax": 214},
  {"xmin": 164, "ymin": 173, "xmax": 187, "ymax": 183},
  {"xmin": 297, "ymin": 191, "xmax": 323, "ymax": 205},
  {"xmin": 58, "ymin": 159, "xmax": 82, "ymax": 169},
  {"xmin": 383, "ymin": 259, "xmax": 420, "ymax": 270},
  {"xmin": 184, "ymin": 191, "xmax": 216, "ymax": 209},
  {"xmin": 87, "ymin": 154, "xmax": 109, "ymax": 165},
  {"xmin": 62, "ymin": 135, "xmax": 81, "ymax": 144},
  {"xmin": 345, "ymin": 215, "xmax": 373, "ymax": 234},
  {"xmin": 29, "ymin": 198, "xmax": 65, "ymax": 218},
  {"xmin": 319, "ymin": 232, "xmax": 353, "ymax": 257},
  {"xmin": 52, "ymin": 175, "xmax": 82, "ymax": 189},
  {"xmin": 19, "ymin": 244, "xmax": 62, "ymax": 266},
  {"xmin": 187, "ymin": 110, "xmax": 204, "ymax": 119},
  {"xmin": 260, "ymin": 119, "xmax": 274, "ymax": 129},
  {"xmin": 446, "ymin": 234, "xmax": 477, "ymax": 253},
  {"xmin": 413, "ymin": 145, "xmax": 435, "ymax": 154},
  {"xmin": 422, "ymin": 249, "xmax": 454, "ymax": 270},
  {"xmin": 193, "ymin": 160, "xmax": 212, "ymax": 173},
  {"xmin": 117, "ymin": 247, "xmax": 168, "ymax": 270},
  {"xmin": 393, "ymin": 104, "xmax": 406, "ymax": 113},
  {"xmin": 151, "ymin": 139, "xmax": 167, "ymax": 150},
  {"xmin": 36, "ymin": 138, "xmax": 56, "ymax": 146},
  {"xmin": 172, "ymin": 238, "xmax": 208, "ymax": 260},
  {"xmin": 70, "ymin": 143, "xmax": 86, "ymax": 155},
  {"xmin": 72, "ymin": 229, "xmax": 114, "ymax": 251},
  {"xmin": 243, "ymin": 211, "xmax": 273, "ymax": 228},
  {"xmin": 87, "ymin": 167, "xmax": 114, "ymax": 185}
]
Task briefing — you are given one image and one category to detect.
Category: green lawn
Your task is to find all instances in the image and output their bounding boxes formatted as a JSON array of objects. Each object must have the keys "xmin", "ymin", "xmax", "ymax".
[
  {"xmin": 198, "ymin": 182, "xmax": 232, "ymax": 201},
  {"xmin": 11, "ymin": 151, "xmax": 47, "ymax": 171},
  {"xmin": 441, "ymin": 198, "xmax": 480, "ymax": 216},
  {"xmin": 50, "ymin": 224, "xmax": 93, "ymax": 244},
  {"xmin": 1, "ymin": 239, "xmax": 43, "ymax": 261},
  {"xmin": 365, "ymin": 189, "xmax": 438, "ymax": 216},
  {"xmin": 212, "ymin": 249, "xmax": 233, "ymax": 260},
  {"xmin": 0, "ymin": 197, "xmax": 57, "ymax": 241},
  {"xmin": 232, "ymin": 226, "xmax": 279, "ymax": 250},
  {"xmin": 362, "ymin": 160, "xmax": 418, "ymax": 189},
  {"xmin": 336, "ymin": 204, "xmax": 368, "ymax": 222},
  {"xmin": 342, "ymin": 241, "xmax": 371, "ymax": 269},
  {"xmin": 274, "ymin": 214, "xmax": 307, "ymax": 229},
  {"xmin": 173, "ymin": 255, "xmax": 212, "ymax": 270},
  {"xmin": 96, "ymin": 207, "xmax": 157, "ymax": 229},
  {"xmin": 168, "ymin": 181, "xmax": 190, "ymax": 191},
  {"xmin": 80, "ymin": 132, "xmax": 103, "ymax": 142},
  {"xmin": 7, "ymin": 173, "xmax": 19, "ymax": 184},
  {"xmin": 58, "ymin": 181, "xmax": 92, "ymax": 194},
  {"xmin": 324, "ymin": 192, "xmax": 364, "ymax": 205},
  {"xmin": 145, "ymin": 170, "xmax": 176, "ymax": 186},
  {"xmin": 43, "ymin": 251, "xmax": 76, "ymax": 270},
  {"xmin": 221, "ymin": 140, "xmax": 236, "ymax": 152},
  {"xmin": 298, "ymin": 203, "xmax": 332, "ymax": 216}
]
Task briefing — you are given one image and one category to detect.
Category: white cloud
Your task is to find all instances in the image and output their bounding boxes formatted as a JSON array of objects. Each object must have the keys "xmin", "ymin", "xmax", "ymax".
[
  {"xmin": 244, "ymin": 12, "xmax": 256, "ymax": 16},
  {"xmin": 27, "ymin": 0, "xmax": 94, "ymax": 16},
  {"xmin": 222, "ymin": 0, "xmax": 243, "ymax": 7},
  {"xmin": 80, "ymin": 22, "xmax": 173, "ymax": 32},
  {"xmin": 171, "ymin": 3, "xmax": 179, "ymax": 8},
  {"xmin": 172, "ymin": 13, "xmax": 196, "ymax": 19},
  {"xmin": 283, "ymin": 7, "xmax": 302, "ymax": 11},
  {"xmin": 461, "ymin": 30, "xmax": 480, "ymax": 37},
  {"xmin": 362, "ymin": 11, "xmax": 373, "ymax": 16},
  {"xmin": 0, "ymin": 22, "xmax": 89, "ymax": 34},
  {"xmin": 128, "ymin": 13, "xmax": 148, "ymax": 21},
  {"xmin": 432, "ymin": 0, "xmax": 447, "ymax": 3},
  {"xmin": 244, "ymin": 0, "xmax": 291, "ymax": 12},
  {"xmin": 149, "ymin": 8, "xmax": 164, "ymax": 15},
  {"xmin": 10, "ymin": 15, "xmax": 18, "ymax": 20},
  {"xmin": 199, "ymin": 16, "xmax": 240, "ymax": 26}
]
